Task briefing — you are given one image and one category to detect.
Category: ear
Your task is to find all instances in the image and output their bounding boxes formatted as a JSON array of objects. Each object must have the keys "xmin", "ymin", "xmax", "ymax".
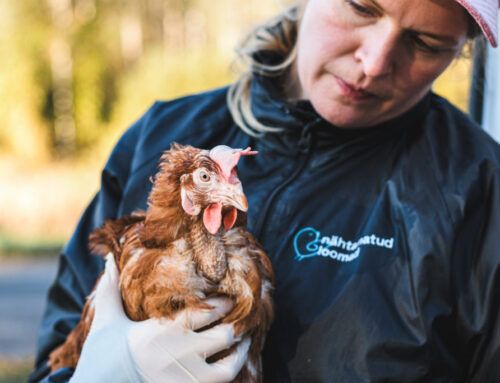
[{"xmin": 181, "ymin": 188, "xmax": 200, "ymax": 215}]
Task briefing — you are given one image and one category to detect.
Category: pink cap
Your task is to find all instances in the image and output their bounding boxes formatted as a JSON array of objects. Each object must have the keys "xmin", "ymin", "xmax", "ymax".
[{"xmin": 455, "ymin": 0, "xmax": 499, "ymax": 47}]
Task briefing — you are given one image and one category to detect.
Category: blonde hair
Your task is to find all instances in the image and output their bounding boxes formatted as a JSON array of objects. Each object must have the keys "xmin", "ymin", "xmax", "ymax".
[{"xmin": 227, "ymin": 3, "xmax": 305, "ymax": 137}]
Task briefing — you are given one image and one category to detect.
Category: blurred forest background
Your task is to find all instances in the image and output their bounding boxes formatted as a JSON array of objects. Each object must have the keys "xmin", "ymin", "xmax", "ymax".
[{"xmin": 0, "ymin": 0, "xmax": 474, "ymax": 256}]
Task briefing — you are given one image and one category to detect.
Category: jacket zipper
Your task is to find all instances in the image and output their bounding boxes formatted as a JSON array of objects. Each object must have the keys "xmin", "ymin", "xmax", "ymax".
[{"xmin": 254, "ymin": 120, "xmax": 318, "ymax": 240}]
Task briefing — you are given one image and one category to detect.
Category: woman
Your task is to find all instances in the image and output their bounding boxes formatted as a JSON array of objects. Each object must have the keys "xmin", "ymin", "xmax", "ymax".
[{"xmin": 30, "ymin": 0, "xmax": 500, "ymax": 382}]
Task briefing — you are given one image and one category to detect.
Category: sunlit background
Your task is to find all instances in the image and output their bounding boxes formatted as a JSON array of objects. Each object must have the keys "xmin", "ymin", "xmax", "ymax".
[{"xmin": 0, "ymin": 0, "xmax": 475, "ymax": 381}]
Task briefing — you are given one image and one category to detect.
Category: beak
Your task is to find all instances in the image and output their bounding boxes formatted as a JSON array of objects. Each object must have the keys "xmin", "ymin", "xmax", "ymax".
[
  {"xmin": 230, "ymin": 191, "xmax": 248, "ymax": 212},
  {"xmin": 217, "ymin": 183, "xmax": 248, "ymax": 212}
]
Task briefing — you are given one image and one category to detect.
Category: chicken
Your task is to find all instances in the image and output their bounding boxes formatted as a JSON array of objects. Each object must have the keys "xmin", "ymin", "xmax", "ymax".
[{"xmin": 47, "ymin": 143, "xmax": 274, "ymax": 382}]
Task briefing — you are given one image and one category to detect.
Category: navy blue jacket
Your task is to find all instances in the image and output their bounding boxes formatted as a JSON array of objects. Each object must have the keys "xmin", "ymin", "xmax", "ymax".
[{"xmin": 30, "ymin": 73, "xmax": 500, "ymax": 382}]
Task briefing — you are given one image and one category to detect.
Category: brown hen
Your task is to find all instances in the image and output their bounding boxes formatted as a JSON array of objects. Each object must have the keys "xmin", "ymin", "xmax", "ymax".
[{"xmin": 48, "ymin": 143, "xmax": 274, "ymax": 383}]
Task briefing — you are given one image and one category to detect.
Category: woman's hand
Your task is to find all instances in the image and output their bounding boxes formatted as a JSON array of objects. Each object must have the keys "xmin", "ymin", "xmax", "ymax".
[{"xmin": 70, "ymin": 253, "xmax": 250, "ymax": 383}]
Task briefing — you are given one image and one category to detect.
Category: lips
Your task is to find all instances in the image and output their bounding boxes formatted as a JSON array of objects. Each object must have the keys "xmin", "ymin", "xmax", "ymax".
[{"xmin": 334, "ymin": 76, "xmax": 377, "ymax": 100}]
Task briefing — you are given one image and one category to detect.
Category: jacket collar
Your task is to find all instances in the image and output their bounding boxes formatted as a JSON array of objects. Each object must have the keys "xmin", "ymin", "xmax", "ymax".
[{"xmin": 250, "ymin": 71, "xmax": 432, "ymax": 154}]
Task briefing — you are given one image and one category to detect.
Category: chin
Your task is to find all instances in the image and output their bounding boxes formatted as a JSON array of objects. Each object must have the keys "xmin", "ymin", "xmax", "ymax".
[
  {"xmin": 312, "ymin": 92, "xmax": 420, "ymax": 129},
  {"xmin": 312, "ymin": 99, "xmax": 370, "ymax": 128}
]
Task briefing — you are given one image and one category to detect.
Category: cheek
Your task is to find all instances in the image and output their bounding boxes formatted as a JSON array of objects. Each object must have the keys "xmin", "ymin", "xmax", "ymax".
[
  {"xmin": 297, "ymin": 4, "xmax": 355, "ymax": 94},
  {"xmin": 395, "ymin": 58, "xmax": 455, "ymax": 96}
]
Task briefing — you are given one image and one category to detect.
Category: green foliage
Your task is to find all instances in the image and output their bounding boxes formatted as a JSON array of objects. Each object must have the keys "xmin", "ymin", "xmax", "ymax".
[
  {"xmin": 0, "ymin": 1, "xmax": 51, "ymax": 160},
  {"xmin": 109, "ymin": 44, "xmax": 235, "ymax": 133},
  {"xmin": 0, "ymin": 360, "xmax": 33, "ymax": 383},
  {"xmin": 0, "ymin": 0, "xmax": 276, "ymax": 160},
  {"xmin": 71, "ymin": 8, "xmax": 120, "ymax": 151},
  {"xmin": 0, "ymin": 231, "xmax": 62, "ymax": 258}
]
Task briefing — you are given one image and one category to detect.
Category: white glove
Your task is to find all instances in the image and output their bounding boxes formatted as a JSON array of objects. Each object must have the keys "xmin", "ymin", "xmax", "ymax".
[{"xmin": 70, "ymin": 253, "xmax": 250, "ymax": 383}]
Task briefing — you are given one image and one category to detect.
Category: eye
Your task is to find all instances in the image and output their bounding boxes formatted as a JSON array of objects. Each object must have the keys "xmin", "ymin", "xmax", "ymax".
[
  {"xmin": 346, "ymin": 0, "xmax": 375, "ymax": 17},
  {"xmin": 199, "ymin": 171, "xmax": 210, "ymax": 182},
  {"xmin": 407, "ymin": 33, "xmax": 443, "ymax": 54}
]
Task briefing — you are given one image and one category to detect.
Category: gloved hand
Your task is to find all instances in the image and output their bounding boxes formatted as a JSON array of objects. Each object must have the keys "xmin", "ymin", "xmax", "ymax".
[{"xmin": 70, "ymin": 253, "xmax": 250, "ymax": 383}]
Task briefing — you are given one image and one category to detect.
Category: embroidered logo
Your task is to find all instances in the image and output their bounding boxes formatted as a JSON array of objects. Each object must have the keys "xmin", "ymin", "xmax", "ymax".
[{"xmin": 293, "ymin": 227, "xmax": 394, "ymax": 263}]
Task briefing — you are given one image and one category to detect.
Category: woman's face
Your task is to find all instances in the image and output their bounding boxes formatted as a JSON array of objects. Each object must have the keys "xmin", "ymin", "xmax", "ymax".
[{"xmin": 295, "ymin": 0, "xmax": 469, "ymax": 128}]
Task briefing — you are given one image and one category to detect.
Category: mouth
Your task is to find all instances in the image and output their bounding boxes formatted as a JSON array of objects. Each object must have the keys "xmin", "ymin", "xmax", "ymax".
[{"xmin": 334, "ymin": 76, "xmax": 378, "ymax": 101}]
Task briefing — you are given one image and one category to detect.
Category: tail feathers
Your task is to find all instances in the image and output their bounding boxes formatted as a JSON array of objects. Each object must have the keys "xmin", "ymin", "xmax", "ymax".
[{"xmin": 89, "ymin": 211, "xmax": 146, "ymax": 257}]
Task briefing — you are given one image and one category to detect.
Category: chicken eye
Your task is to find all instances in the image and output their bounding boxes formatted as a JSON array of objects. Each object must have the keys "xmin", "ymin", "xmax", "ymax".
[{"xmin": 199, "ymin": 171, "xmax": 210, "ymax": 182}]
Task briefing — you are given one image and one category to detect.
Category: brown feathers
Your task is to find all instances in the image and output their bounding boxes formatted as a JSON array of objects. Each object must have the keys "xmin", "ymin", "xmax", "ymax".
[{"xmin": 48, "ymin": 143, "xmax": 274, "ymax": 383}]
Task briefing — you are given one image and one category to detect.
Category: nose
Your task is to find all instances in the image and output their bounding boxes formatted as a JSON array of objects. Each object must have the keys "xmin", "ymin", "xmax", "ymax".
[{"xmin": 354, "ymin": 21, "xmax": 399, "ymax": 78}]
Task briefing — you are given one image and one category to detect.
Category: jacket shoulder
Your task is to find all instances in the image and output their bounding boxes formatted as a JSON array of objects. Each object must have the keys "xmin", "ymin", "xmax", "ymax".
[
  {"xmin": 132, "ymin": 86, "xmax": 233, "ymax": 169},
  {"xmin": 425, "ymin": 94, "xmax": 500, "ymax": 167},
  {"xmin": 420, "ymin": 94, "xmax": 500, "ymax": 220}
]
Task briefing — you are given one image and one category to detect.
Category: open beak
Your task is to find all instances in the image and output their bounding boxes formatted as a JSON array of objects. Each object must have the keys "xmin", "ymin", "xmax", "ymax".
[{"xmin": 203, "ymin": 183, "xmax": 248, "ymax": 235}]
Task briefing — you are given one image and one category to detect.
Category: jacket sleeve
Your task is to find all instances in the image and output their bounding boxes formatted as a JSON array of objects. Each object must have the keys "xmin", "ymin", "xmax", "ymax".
[
  {"xmin": 453, "ymin": 160, "xmax": 500, "ymax": 382},
  {"xmin": 28, "ymin": 115, "xmax": 145, "ymax": 383}
]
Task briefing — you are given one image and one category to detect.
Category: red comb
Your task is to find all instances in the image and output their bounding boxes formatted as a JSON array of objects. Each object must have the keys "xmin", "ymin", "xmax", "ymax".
[
  {"xmin": 239, "ymin": 147, "xmax": 259, "ymax": 156},
  {"xmin": 209, "ymin": 146, "xmax": 258, "ymax": 181}
]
